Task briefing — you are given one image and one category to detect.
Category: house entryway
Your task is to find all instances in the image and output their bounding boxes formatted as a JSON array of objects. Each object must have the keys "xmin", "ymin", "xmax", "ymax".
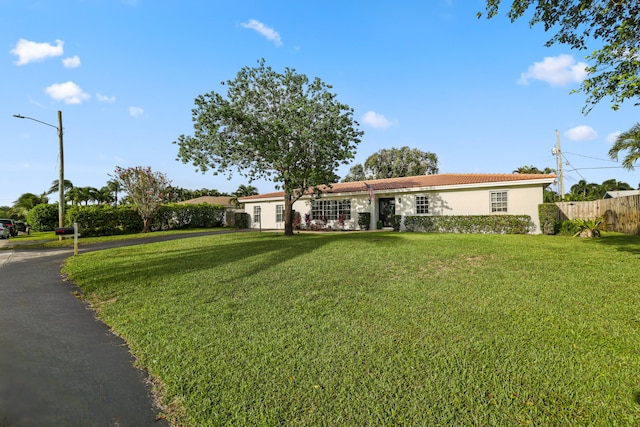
[{"xmin": 378, "ymin": 198, "xmax": 395, "ymax": 227}]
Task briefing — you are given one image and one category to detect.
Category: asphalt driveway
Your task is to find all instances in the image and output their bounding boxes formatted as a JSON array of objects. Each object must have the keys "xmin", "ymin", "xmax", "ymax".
[{"xmin": 0, "ymin": 232, "xmax": 228, "ymax": 426}]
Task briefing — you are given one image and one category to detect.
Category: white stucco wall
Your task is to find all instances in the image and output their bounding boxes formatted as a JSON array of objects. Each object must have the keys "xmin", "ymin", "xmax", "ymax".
[
  {"xmin": 243, "ymin": 183, "xmax": 546, "ymax": 233},
  {"xmin": 394, "ymin": 185, "xmax": 544, "ymax": 233}
]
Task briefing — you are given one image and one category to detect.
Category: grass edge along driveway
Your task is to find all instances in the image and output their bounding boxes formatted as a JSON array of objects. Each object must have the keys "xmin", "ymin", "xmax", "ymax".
[{"xmin": 63, "ymin": 231, "xmax": 640, "ymax": 426}]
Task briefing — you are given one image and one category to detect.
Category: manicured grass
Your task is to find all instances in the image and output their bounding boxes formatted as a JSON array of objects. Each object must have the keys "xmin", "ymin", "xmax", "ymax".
[
  {"xmin": 62, "ymin": 231, "xmax": 640, "ymax": 426},
  {"xmin": 2, "ymin": 228, "xmax": 230, "ymax": 249}
]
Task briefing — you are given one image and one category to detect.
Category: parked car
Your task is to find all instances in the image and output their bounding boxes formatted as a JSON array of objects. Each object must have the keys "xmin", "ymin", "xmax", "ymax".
[
  {"xmin": 0, "ymin": 219, "xmax": 17, "ymax": 237},
  {"xmin": 0, "ymin": 224, "xmax": 10, "ymax": 239},
  {"xmin": 15, "ymin": 221, "xmax": 27, "ymax": 232}
]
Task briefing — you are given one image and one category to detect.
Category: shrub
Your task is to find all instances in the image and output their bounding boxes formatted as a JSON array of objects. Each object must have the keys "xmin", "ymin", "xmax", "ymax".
[
  {"xmin": 538, "ymin": 203, "xmax": 560, "ymax": 235},
  {"xmin": 404, "ymin": 215, "xmax": 533, "ymax": 234},
  {"xmin": 26, "ymin": 204, "xmax": 60, "ymax": 232},
  {"xmin": 391, "ymin": 214, "xmax": 402, "ymax": 231},
  {"xmin": 293, "ymin": 212, "xmax": 302, "ymax": 230},
  {"xmin": 557, "ymin": 220, "xmax": 579, "ymax": 236},
  {"xmin": 67, "ymin": 205, "xmax": 143, "ymax": 237},
  {"xmin": 357, "ymin": 212, "xmax": 371, "ymax": 230},
  {"xmin": 234, "ymin": 212, "xmax": 250, "ymax": 229},
  {"xmin": 65, "ymin": 203, "xmax": 227, "ymax": 237},
  {"xmin": 571, "ymin": 217, "xmax": 605, "ymax": 238},
  {"xmin": 150, "ymin": 204, "xmax": 225, "ymax": 231}
]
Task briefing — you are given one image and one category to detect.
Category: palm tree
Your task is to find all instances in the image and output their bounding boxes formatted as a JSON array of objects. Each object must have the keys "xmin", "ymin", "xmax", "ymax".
[
  {"xmin": 609, "ymin": 123, "xmax": 640, "ymax": 170},
  {"xmin": 65, "ymin": 187, "xmax": 83, "ymax": 206},
  {"xmin": 230, "ymin": 184, "xmax": 259, "ymax": 208},
  {"xmin": 47, "ymin": 179, "xmax": 74, "ymax": 195},
  {"xmin": 96, "ymin": 186, "xmax": 115, "ymax": 205},
  {"xmin": 513, "ymin": 166, "xmax": 556, "ymax": 174},
  {"xmin": 11, "ymin": 192, "xmax": 48, "ymax": 218},
  {"xmin": 106, "ymin": 179, "xmax": 120, "ymax": 206}
]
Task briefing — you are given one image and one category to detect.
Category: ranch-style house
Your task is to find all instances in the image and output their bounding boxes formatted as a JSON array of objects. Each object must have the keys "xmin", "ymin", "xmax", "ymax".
[{"xmin": 238, "ymin": 173, "xmax": 556, "ymax": 234}]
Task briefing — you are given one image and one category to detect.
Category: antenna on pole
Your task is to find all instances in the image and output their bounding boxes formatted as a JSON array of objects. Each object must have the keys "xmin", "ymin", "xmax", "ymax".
[{"xmin": 554, "ymin": 129, "xmax": 564, "ymax": 201}]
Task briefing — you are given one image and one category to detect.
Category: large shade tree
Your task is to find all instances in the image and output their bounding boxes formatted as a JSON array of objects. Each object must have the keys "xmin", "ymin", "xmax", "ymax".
[
  {"xmin": 114, "ymin": 166, "xmax": 171, "ymax": 233},
  {"xmin": 480, "ymin": 1, "xmax": 640, "ymax": 113},
  {"xmin": 343, "ymin": 146, "xmax": 439, "ymax": 182},
  {"xmin": 174, "ymin": 59, "xmax": 363, "ymax": 236}
]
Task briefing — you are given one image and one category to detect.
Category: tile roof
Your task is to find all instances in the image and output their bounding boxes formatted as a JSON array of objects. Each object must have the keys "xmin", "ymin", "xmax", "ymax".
[{"xmin": 239, "ymin": 173, "xmax": 556, "ymax": 201}]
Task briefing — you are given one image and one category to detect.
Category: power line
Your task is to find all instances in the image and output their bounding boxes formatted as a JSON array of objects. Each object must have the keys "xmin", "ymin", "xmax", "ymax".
[
  {"xmin": 563, "ymin": 151, "xmax": 619, "ymax": 163},
  {"xmin": 569, "ymin": 166, "xmax": 629, "ymax": 170}
]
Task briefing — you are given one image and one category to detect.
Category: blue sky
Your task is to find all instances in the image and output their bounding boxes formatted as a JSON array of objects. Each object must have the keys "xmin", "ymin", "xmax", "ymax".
[{"xmin": 2, "ymin": 0, "xmax": 638, "ymax": 206}]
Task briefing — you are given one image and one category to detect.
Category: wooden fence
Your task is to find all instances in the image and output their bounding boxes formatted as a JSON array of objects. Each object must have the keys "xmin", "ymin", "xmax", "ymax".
[{"xmin": 555, "ymin": 195, "xmax": 640, "ymax": 235}]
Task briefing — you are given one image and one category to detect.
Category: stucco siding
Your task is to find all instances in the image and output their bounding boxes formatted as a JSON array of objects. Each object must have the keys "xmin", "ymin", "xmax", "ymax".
[{"xmin": 241, "ymin": 176, "xmax": 549, "ymax": 234}]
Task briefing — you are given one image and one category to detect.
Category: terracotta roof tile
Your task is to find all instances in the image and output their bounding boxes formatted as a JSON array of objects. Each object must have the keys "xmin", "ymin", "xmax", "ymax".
[{"xmin": 239, "ymin": 173, "xmax": 556, "ymax": 201}]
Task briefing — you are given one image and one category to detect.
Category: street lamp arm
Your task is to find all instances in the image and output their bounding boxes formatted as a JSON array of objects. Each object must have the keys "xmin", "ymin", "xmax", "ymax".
[{"xmin": 13, "ymin": 114, "xmax": 60, "ymax": 132}]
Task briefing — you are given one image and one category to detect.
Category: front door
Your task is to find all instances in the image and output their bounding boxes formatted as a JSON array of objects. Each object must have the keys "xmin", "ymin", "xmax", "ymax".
[{"xmin": 379, "ymin": 198, "xmax": 395, "ymax": 227}]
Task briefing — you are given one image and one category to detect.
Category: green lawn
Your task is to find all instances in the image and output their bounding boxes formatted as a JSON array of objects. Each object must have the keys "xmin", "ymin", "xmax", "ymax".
[
  {"xmin": 2, "ymin": 228, "xmax": 230, "ymax": 249},
  {"xmin": 62, "ymin": 231, "xmax": 640, "ymax": 426}
]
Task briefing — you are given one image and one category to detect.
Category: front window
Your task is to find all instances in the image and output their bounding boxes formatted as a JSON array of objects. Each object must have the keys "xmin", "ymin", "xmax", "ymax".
[
  {"xmin": 311, "ymin": 199, "xmax": 351, "ymax": 221},
  {"xmin": 253, "ymin": 206, "xmax": 261, "ymax": 223},
  {"xmin": 490, "ymin": 191, "xmax": 508, "ymax": 212},
  {"xmin": 276, "ymin": 205, "xmax": 284, "ymax": 222},
  {"xmin": 416, "ymin": 195, "xmax": 429, "ymax": 214}
]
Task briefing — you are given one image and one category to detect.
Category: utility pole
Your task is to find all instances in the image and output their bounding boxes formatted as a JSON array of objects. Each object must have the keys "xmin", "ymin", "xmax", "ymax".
[
  {"xmin": 13, "ymin": 110, "xmax": 65, "ymax": 239},
  {"xmin": 554, "ymin": 129, "xmax": 564, "ymax": 201},
  {"xmin": 57, "ymin": 110, "xmax": 64, "ymax": 232}
]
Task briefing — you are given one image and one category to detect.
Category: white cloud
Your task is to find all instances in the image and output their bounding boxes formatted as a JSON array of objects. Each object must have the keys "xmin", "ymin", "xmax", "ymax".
[
  {"xmin": 361, "ymin": 111, "xmax": 397, "ymax": 129},
  {"xmin": 241, "ymin": 19, "xmax": 282, "ymax": 46},
  {"xmin": 45, "ymin": 81, "xmax": 90, "ymax": 104},
  {"xmin": 10, "ymin": 39, "xmax": 64, "ymax": 65},
  {"xmin": 606, "ymin": 131, "xmax": 621, "ymax": 144},
  {"xmin": 62, "ymin": 55, "xmax": 81, "ymax": 68},
  {"xmin": 97, "ymin": 93, "xmax": 116, "ymax": 103},
  {"xmin": 518, "ymin": 54, "xmax": 588, "ymax": 86},
  {"xmin": 565, "ymin": 125, "xmax": 598, "ymax": 141},
  {"xmin": 129, "ymin": 106, "xmax": 144, "ymax": 117}
]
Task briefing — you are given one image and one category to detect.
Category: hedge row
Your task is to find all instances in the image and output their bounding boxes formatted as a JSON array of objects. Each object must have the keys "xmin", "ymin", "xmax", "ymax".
[
  {"xmin": 538, "ymin": 203, "xmax": 561, "ymax": 235},
  {"xmin": 150, "ymin": 204, "xmax": 226, "ymax": 231},
  {"xmin": 27, "ymin": 203, "xmax": 228, "ymax": 237},
  {"xmin": 403, "ymin": 215, "xmax": 533, "ymax": 234}
]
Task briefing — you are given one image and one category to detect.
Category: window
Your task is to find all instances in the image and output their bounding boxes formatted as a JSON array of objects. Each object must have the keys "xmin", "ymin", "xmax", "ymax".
[
  {"xmin": 253, "ymin": 206, "xmax": 261, "ymax": 223},
  {"xmin": 490, "ymin": 191, "xmax": 508, "ymax": 212},
  {"xmin": 311, "ymin": 199, "xmax": 351, "ymax": 220},
  {"xmin": 276, "ymin": 205, "xmax": 284, "ymax": 222},
  {"xmin": 416, "ymin": 195, "xmax": 429, "ymax": 214}
]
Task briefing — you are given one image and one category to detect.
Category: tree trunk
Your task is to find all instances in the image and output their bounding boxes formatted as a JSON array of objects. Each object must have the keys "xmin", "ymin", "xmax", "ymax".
[
  {"xmin": 143, "ymin": 218, "xmax": 150, "ymax": 233},
  {"xmin": 284, "ymin": 193, "xmax": 294, "ymax": 236}
]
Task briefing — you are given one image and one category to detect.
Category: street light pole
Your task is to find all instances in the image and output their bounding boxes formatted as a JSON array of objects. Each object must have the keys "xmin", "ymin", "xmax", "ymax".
[
  {"xmin": 57, "ymin": 110, "xmax": 64, "ymax": 231},
  {"xmin": 13, "ymin": 111, "xmax": 65, "ymax": 237}
]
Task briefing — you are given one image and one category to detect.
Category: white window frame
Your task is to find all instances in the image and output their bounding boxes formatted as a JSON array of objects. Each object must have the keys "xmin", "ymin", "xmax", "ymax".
[
  {"xmin": 253, "ymin": 206, "xmax": 261, "ymax": 223},
  {"xmin": 276, "ymin": 204, "xmax": 284, "ymax": 222},
  {"xmin": 311, "ymin": 199, "xmax": 351, "ymax": 221},
  {"xmin": 490, "ymin": 191, "xmax": 508, "ymax": 213},
  {"xmin": 416, "ymin": 195, "xmax": 429, "ymax": 214}
]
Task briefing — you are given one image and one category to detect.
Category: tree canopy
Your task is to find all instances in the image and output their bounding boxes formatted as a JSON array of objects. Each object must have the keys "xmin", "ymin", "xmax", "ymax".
[
  {"xmin": 343, "ymin": 147, "xmax": 439, "ymax": 182},
  {"xmin": 480, "ymin": 1, "xmax": 640, "ymax": 113},
  {"xmin": 114, "ymin": 166, "xmax": 171, "ymax": 233},
  {"xmin": 513, "ymin": 165, "xmax": 555, "ymax": 174},
  {"xmin": 609, "ymin": 122, "xmax": 640, "ymax": 170},
  {"xmin": 174, "ymin": 59, "xmax": 363, "ymax": 236}
]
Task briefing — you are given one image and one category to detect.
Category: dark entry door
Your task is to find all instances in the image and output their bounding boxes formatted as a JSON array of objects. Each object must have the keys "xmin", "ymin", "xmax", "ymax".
[{"xmin": 379, "ymin": 198, "xmax": 395, "ymax": 227}]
